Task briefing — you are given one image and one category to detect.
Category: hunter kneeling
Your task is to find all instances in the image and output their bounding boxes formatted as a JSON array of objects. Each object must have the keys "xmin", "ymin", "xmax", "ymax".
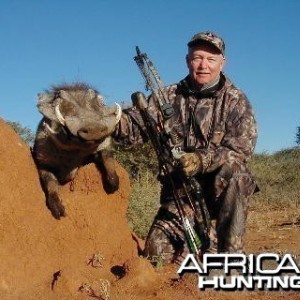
[{"xmin": 113, "ymin": 31, "xmax": 258, "ymax": 265}]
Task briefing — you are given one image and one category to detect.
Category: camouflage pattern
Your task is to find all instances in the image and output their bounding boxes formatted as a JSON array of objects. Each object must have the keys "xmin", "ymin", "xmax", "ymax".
[
  {"xmin": 187, "ymin": 31, "xmax": 225, "ymax": 55},
  {"xmin": 114, "ymin": 72, "xmax": 258, "ymax": 264}
]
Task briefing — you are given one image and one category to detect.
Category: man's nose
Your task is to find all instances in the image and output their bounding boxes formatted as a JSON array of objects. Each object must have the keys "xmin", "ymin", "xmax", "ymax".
[{"xmin": 199, "ymin": 58, "xmax": 208, "ymax": 69}]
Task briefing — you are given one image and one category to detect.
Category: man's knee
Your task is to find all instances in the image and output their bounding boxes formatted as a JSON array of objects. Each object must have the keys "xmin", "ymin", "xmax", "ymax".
[
  {"xmin": 215, "ymin": 162, "xmax": 257, "ymax": 198},
  {"xmin": 144, "ymin": 224, "xmax": 187, "ymax": 265},
  {"xmin": 144, "ymin": 228, "xmax": 174, "ymax": 265}
]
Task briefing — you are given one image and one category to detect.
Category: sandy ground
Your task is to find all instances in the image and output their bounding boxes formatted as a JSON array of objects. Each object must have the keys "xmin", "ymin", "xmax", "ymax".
[{"xmin": 0, "ymin": 118, "xmax": 299, "ymax": 300}]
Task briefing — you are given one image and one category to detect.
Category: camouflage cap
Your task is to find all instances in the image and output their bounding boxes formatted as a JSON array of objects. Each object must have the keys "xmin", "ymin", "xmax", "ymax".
[{"xmin": 187, "ymin": 31, "xmax": 225, "ymax": 55}]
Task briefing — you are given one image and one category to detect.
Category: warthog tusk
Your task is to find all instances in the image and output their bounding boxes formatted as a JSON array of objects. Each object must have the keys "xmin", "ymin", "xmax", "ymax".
[
  {"xmin": 43, "ymin": 122, "xmax": 58, "ymax": 135},
  {"xmin": 115, "ymin": 103, "xmax": 122, "ymax": 123},
  {"xmin": 97, "ymin": 136, "xmax": 111, "ymax": 151},
  {"xmin": 55, "ymin": 104, "xmax": 66, "ymax": 126}
]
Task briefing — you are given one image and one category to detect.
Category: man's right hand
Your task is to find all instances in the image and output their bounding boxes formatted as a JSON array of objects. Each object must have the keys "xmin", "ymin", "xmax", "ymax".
[{"xmin": 179, "ymin": 152, "xmax": 203, "ymax": 177}]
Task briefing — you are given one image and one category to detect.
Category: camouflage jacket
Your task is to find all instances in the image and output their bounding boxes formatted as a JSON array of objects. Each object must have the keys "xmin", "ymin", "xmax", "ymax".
[{"xmin": 114, "ymin": 73, "xmax": 257, "ymax": 175}]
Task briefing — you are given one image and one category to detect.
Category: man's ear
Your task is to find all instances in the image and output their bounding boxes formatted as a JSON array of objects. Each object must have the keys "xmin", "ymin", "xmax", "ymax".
[
  {"xmin": 220, "ymin": 56, "xmax": 226, "ymax": 71},
  {"xmin": 185, "ymin": 54, "xmax": 190, "ymax": 68}
]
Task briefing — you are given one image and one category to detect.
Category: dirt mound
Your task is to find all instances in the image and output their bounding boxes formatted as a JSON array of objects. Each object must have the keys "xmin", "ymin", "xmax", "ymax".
[
  {"xmin": 1, "ymin": 119, "xmax": 299, "ymax": 300},
  {"xmin": 0, "ymin": 119, "xmax": 137, "ymax": 299}
]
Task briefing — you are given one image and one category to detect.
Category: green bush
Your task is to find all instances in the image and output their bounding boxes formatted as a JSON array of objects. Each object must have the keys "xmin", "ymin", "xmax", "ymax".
[
  {"xmin": 6, "ymin": 120, "xmax": 35, "ymax": 145},
  {"xmin": 113, "ymin": 142, "xmax": 160, "ymax": 238},
  {"xmin": 126, "ymin": 171, "xmax": 160, "ymax": 238},
  {"xmin": 113, "ymin": 142, "xmax": 158, "ymax": 179}
]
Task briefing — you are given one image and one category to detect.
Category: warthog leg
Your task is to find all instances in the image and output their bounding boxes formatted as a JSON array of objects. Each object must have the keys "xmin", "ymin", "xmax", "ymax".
[
  {"xmin": 38, "ymin": 169, "xmax": 66, "ymax": 219},
  {"xmin": 94, "ymin": 150, "xmax": 119, "ymax": 194}
]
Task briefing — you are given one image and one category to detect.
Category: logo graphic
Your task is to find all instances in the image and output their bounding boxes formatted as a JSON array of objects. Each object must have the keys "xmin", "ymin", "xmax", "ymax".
[{"xmin": 177, "ymin": 253, "xmax": 300, "ymax": 291}]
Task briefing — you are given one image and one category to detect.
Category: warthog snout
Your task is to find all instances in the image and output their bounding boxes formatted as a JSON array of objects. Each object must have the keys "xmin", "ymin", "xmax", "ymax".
[
  {"xmin": 77, "ymin": 103, "xmax": 121, "ymax": 141},
  {"xmin": 77, "ymin": 126, "xmax": 107, "ymax": 141}
]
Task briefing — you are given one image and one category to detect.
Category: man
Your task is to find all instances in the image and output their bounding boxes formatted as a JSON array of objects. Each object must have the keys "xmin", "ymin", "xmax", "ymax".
[{"xmin": 114, "ymin": 31, "xmax": 258, "ymax": 264}]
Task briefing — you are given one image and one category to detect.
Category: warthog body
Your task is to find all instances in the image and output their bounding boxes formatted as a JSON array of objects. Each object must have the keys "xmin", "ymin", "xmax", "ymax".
[{"xmin": 32, "ymin": 83, "xmax": 121, "ymax": 219}]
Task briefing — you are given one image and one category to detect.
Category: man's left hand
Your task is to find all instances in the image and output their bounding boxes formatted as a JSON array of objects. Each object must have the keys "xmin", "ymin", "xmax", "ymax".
[{"xmin": 179, "ymin": 152, "xmax": 203, "ymax": 177}]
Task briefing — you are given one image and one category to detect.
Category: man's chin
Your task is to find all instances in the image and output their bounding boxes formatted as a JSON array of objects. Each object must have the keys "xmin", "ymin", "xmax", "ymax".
[
  {"xmin": 194, "ymin": 75, "xmax": 211, "ymax": 85},
  {"xmin": 195, "ymin": 79, "xmax": 210, "ymax": 85}
]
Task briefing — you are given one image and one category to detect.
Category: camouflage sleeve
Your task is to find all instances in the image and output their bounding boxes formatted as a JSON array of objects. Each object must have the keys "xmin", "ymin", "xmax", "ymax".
[
  {"xmin": 113, "ymin": 84, "xmax": 178, "ymax": 146},
  {"xmin": 113, "ymin": 95, "xmax": 161, "ymax": 145},
  {"xmin": 198, "ymin": 92, "xmax": 257, "ymax": 174},
  {"xmin": 113, "ymin": 106, "xmax": 148, "ymax": 145}
]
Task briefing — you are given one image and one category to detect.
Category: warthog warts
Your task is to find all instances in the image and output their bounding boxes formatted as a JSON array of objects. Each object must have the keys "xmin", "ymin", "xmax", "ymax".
[{"xmin": 32, "ymin": 83, "xmax": 122, "ymax": 219}]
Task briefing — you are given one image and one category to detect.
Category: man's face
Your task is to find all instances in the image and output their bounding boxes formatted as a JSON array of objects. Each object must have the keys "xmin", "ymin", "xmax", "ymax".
[{"xmin": 186, "ymin": 43, "xmax": 226, "ymax": 86}]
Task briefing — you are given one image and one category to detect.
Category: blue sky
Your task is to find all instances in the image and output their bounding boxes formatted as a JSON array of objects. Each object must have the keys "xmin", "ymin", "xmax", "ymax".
[{"xmin": 1, "ymin": 0, "xmax": 299, "ymax": 153}]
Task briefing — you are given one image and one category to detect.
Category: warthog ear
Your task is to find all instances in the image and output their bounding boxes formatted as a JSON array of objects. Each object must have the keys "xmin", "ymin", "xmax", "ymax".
[
  {"xmin": 37, "ymin": 93, "xmax": 58, "ymax": 120},
  {"xmin": 59, "ymin": 90, "xmax": 74, "ymax": 102}
]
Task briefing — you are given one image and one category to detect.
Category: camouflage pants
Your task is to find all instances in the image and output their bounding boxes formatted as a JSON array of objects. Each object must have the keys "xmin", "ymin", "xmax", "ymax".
[{"xmin": 144, "ymin": 162, "xmax": 257, "ymax": 265}]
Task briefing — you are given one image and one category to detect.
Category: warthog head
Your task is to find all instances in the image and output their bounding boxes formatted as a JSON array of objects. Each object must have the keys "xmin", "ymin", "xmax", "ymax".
[
  {"xmin": 38, "ymin": 83, "xmax": 121, "ymax": 143},
  {"xmin": 33, "ymin": 83, "xmax": 122, "ymax": 220}
]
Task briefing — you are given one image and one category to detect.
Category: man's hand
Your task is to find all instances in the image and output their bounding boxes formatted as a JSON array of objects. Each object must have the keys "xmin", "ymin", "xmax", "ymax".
[{"xmin": 179, "ymin": 152, "xmax": 203, "ymax": 177}]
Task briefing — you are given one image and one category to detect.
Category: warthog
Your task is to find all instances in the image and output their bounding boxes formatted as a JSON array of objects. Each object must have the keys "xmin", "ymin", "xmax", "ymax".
[{"xmin": 32, "ymin": 83, "xmax": 122, "ymax": 219}]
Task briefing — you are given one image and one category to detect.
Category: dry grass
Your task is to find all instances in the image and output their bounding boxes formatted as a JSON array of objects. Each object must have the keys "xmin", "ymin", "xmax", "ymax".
[
  {"xmin": 125, "ymin": 148, "xmax": 300, "ymax": 238},
  {"xmin": 126, "ymin": 170, "xmax": 161, "ymax": 238},
  {"xmin": 250, "ymin": 148, "xmax": 300, "ymax": 208}
]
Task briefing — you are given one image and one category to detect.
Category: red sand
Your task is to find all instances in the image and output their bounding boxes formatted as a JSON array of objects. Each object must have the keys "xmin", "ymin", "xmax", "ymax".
[{"xmin": 0, "ymin": 118, "xmax": 299, "ymax": 300}]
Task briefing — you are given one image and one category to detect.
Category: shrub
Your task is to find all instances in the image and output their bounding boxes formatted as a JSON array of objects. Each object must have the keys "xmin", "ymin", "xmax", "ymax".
[
  {"xmin": 126, "ymin": 171, "xmax": 160, "ymax": 238},
  {"xmin": 6, "ymin": 120, "xmax": 35, "ymax": 145}
]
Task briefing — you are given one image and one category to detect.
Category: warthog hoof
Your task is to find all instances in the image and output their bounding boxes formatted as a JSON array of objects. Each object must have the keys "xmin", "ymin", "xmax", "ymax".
[
  {"xmin": 46, "ymin": 193, "xmax": 66, "ymax": 220},
  {"xmin": 103, "ymin": 174, "xmax": 119, "ymax": 194}
]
